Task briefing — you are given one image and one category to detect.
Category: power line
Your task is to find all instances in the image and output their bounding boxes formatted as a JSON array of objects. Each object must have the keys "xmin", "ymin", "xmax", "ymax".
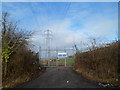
[
  {"xmin": 28, "ymin": 2, "xmax": 41, "ymax": 29},
  {"xmin": 64, "ymin": 2, "xmax": 71, "ymax": 18}
]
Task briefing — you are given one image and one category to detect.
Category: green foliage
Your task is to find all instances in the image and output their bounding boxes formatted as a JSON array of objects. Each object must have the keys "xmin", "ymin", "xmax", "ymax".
[
  {"xmin": 2, "ymin": 46, "xmax": 13, "ymax": 62},
  {"xmin": 2, "ymin": 12, "xmax": 41, "ymax": 88}
]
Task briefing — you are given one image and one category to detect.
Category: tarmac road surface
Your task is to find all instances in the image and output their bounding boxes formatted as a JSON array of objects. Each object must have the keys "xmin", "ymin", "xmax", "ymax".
[{"xmin": 18, "ymin": 66, "xmax": 101, "ymax": 88}]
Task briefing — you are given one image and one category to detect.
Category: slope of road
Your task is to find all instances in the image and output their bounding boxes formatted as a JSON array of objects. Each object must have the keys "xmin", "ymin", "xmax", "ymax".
[{"xmin": 17, "ymin": 67, "xmax": 102, "ymax": 88}]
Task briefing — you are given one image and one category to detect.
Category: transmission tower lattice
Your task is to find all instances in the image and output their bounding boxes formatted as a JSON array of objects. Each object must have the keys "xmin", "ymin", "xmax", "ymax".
[{"xmin": 44, "ymin": 30, "xmax": 52, "ymax": 60}]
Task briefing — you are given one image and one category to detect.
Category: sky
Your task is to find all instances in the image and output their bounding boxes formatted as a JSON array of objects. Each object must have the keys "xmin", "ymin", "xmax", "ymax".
[
  {"xmin": 2, "ymin": 2, "xmax": 118, "ymax": 58},
  {"xmin": 1, "ymin": 0, "xmax": 119, "ymax": 2}
]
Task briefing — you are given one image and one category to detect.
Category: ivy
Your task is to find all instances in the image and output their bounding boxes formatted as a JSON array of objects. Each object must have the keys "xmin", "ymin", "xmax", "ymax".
[{"xmin": 2, "ymin": 46, "xmax": 13, "ymax": 63}]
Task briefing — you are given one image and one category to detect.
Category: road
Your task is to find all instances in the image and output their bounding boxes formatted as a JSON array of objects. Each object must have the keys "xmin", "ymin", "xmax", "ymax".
[{"xmin": 18, "ymin": 66, "xmax": 101, "ymax": 88}]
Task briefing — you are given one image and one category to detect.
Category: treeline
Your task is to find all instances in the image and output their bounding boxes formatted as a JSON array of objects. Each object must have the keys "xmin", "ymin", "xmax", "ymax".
[
  {"xmin": 2, "ymin": 13, "xmax": 42, "ymax": 88},
  {"xmin": 74, "ymin": 39, "xmax": 119, "ymax": 86}
]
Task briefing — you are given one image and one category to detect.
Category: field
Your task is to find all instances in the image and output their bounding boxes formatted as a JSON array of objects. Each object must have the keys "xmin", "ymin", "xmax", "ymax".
[
  {"xmin": 40, "ymin": 57, "xmax": 75, "ymax": 67},
  {"xmin": 58, "ymin": 58, "xmax": 75, "ymax": 66}
]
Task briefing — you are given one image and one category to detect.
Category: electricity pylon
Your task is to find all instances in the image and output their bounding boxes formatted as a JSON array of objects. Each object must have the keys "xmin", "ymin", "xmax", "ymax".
[{"xmin": 44, "ymin": 30, "xmax": 52, "ymax": 60}]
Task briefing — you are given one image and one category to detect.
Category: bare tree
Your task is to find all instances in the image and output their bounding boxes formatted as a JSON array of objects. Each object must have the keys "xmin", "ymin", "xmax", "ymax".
[{"xmin": 2, "ymin": 12, "xmax": 31, "ymax": 77}]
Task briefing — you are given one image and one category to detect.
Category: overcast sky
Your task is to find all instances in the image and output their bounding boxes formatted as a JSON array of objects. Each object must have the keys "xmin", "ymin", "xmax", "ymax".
[{"xmin": 2, "ymin": 2, "xmax": 118, "ymax": 58}]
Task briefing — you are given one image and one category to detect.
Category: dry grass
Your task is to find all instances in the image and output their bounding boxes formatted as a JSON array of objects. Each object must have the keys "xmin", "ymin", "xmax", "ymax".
[
  {"xmin": 74, "ymin": 41, "xmax": 119, "ymax": 86},
  {"xmin": 3, "ymin": 70, "xmax": 43, "ymax": 88}
]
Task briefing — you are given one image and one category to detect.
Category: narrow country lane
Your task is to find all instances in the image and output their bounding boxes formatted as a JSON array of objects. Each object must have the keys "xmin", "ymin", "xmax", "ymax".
[{"xmin": 17, "ymin": 66, "xmax": 102, "ymax": 88}]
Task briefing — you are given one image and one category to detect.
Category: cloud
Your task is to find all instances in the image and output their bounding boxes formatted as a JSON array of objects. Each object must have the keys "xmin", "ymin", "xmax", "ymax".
[
  {"xmin": 2, "ymin": 2, "xmax": 118, "ymax": 58},
  {"xmin": 30, "ymin": 14, "xmax": 117, "ymax": 55}
]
